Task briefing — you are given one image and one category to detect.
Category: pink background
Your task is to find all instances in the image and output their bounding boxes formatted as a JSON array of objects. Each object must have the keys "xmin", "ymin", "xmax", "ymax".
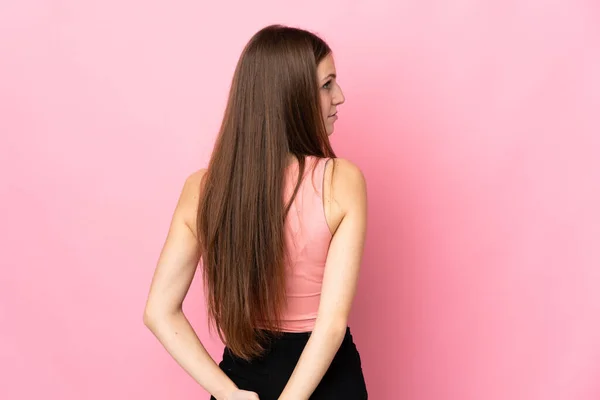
[{"xmin": 2, "ymin": 0, "xmax": 599, "ymax": 399}]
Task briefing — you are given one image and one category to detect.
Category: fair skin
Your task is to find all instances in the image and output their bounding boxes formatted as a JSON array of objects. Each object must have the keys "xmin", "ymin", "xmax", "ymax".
[
  {"xmin": 143, "ymin": 54, "xmax": 366, "ymax": 400},
  {"xmin": 317, "ymin": 54, "xmax": 346, "ymax": 135}
]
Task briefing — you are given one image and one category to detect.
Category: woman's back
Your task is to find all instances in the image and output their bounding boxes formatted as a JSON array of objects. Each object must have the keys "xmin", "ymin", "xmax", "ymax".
[
  {"xmin": 280, "ymin": 156, "xmax": 335, "ymax": 332},
  {"xmin": 176, "ymin": 155, "xmax": 360, "ymax": 327}
]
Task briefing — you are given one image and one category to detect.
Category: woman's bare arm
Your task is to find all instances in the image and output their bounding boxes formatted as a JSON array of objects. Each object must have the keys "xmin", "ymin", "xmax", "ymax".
[
  {"xmin": 143, "ymin": 170, "xmax": 239, "ymax": 400},
  {"xmin": 278, "ymin": 158, "xmax": 368, "ymax": 400}
]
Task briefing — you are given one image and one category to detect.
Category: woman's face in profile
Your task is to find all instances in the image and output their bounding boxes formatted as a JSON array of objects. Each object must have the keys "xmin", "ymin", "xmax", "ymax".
[{"xmin": 317, "ymin": 54, "xmax": 345, "ymax": 136}]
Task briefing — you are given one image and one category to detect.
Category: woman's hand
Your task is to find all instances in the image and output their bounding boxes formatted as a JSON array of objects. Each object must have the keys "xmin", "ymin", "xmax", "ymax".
[{"xmin": 224, "ymin": 389, "xmax": 260, "ymax": 400}]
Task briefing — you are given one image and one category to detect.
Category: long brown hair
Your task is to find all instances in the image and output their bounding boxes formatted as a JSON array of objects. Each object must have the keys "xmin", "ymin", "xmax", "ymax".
[{"xmin": 197, "ymin": 25, "xmax": 336, "ymax": 359}]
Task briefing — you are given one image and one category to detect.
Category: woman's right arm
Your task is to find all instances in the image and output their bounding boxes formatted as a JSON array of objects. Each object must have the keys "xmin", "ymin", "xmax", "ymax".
[
  {"xmin": 143, "ymin": 170, "xmax": 257, "ymax": 400},
  {"xmin": 278, "ymin": 158, "xmax": 368, "ymax": 400}
]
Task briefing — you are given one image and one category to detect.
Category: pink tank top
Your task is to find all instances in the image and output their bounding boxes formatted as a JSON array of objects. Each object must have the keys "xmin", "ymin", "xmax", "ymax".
[{"xmin": 280, "ymin": 156, "xmax": 333, "ymax": 332}]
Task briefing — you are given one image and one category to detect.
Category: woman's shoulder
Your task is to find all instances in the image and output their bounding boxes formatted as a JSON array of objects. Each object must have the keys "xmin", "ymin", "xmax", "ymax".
[
  {"xmin": 328, "ymin": 158, "xmax": 366, "ymax": 187},
  {"xmin": 325, "ymin": 158, "xmax": 367, "ymax": 211},
  {"xmin": 180, "ymin": 168, "xmax": 208, "ymax": 201},
  {"xmin": 310, "ymin": 155, "xmax": 365, "ymax": 178},
  {"xmin": 185, "ymin": 168, "xmax": 208, "ymax": 188},
  {"xmin": 174, "ymin": 168, "xmax": 208, "ymax": 233}
]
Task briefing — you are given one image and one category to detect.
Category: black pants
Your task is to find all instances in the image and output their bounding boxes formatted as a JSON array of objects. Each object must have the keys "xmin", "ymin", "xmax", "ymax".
[{"xmin": 210, "ymin": 327, "xmax": 368, "ymax": 400}]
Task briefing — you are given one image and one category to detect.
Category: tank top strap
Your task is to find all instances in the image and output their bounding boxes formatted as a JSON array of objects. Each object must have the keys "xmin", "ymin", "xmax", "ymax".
[
  {"xmin": 310, "ymin": 156, "xmax": 331, "ymax": 194},
  {"xmin": 285, "ymin": 155, "xmax": 331, "ymax": 212}
]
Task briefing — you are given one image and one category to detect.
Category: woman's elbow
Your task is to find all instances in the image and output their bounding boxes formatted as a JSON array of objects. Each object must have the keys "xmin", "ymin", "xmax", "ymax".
[
  {"xmin": 143, "ymin": 304, "xmax": 167, "ymax": 329},
  {"xmin": 143, "ymin": 304, "xmax": 181, "ymax": 328},
  {"xmin": 315, "ymin": 317, "xmax": 348, "ymax": 340},
  {"xmin": 330, "ymin": 320, "xmax": 349, "ymax": 338},
  {"xmin": 143, "ymin": 307, "xmax": 157, "ymax": 328}
]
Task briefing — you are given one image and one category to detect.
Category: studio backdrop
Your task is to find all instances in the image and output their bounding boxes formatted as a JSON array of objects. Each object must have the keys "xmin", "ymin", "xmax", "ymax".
[{"xmin": 1, "ymin": 1, "xmax": 599, "ymax": 399}]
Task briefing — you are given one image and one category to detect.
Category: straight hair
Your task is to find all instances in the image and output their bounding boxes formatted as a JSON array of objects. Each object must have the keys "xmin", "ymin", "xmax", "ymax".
[{"xmin": 197, "ymin": 25, "xmax": 337, "ymax": 360}]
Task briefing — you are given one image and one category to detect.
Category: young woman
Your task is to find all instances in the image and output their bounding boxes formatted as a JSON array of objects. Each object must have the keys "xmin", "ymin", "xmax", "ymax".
[{"xmin": 143, "ymin": 25, "xmax": 368, "ymax": 400}]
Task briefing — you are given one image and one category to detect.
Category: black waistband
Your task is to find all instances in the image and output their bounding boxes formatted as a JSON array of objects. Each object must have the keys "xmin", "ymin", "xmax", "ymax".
[{"xmin": 258, "ymin": 326, "xmax": 351, "ymax": 341}]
